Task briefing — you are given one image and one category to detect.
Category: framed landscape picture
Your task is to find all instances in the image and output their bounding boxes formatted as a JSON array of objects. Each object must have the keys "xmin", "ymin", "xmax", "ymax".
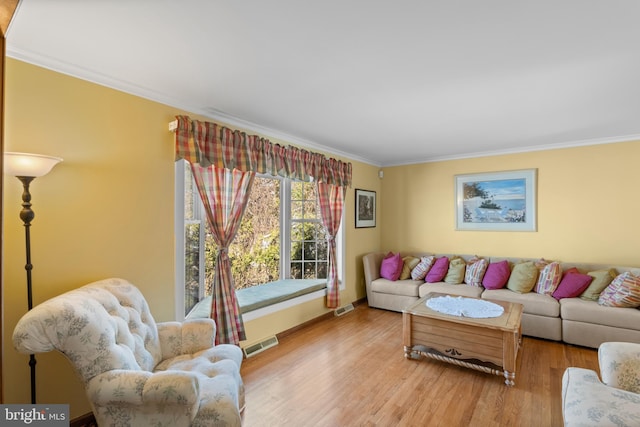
[
  {"xmin": 355, "ymin": 189, "xmax": 376, "ymax": 228},
  {"xmin": 455, "ymin": 169, "xmax": 537, "ymax": 231}
]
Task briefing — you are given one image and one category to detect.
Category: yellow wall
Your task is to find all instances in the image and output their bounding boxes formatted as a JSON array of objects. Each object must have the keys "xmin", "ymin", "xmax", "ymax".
[
  {"xmin": 2, "ymin": 59, "xmax": 382, "ymax": 417},
  {"xmin": 380, "ymin": 142, "xmax": 640, "ymax": 265}
]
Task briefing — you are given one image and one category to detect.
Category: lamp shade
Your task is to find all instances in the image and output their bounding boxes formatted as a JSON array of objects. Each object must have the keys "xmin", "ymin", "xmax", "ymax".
[{"xmin": 4, "ymin": 152, "xmax": 63, "ymax": 177}]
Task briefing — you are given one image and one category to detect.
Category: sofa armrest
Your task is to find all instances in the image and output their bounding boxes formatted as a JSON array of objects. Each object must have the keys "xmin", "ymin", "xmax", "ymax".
[
  {"xmin": 87, "ymin": 369, "xmax": 200, "ymax": 408},
  {"xmin": 363, "ymin": 252, "xmax": 384, "ymax": 302},
  {"xmin": 599, "ymin": 341, "xmax": 640, "ymax": 392},
  {"xmin": 363, "ymin": 252, "xmax": 384, "ymax": 286},
  {"xmin": 157, "ymin": 318, "xmax": 216, "ymax": 360},
  {"xmin": 562, "ymin": 367, "xmax": 640, "ymax": 426}
]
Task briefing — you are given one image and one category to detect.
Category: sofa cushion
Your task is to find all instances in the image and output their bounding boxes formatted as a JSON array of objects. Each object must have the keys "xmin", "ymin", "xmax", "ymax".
[
  {"xmin": 553, "ymin": 271, "xmax": 593, "ymax": 300},
  {"xmin": 599, "ymin": 272, "xmax": 640, "ymax": 308},
  {"xmin": 399, "ymin": 256, "xmax": 420, "ymax": 280},
  {"xmin": 482, "ymin": 260, "xmax": 511, "ymax": 290},
  {"xmin": 419, "ymin": 282, "xmax": 484, "ymax": 299},
  {"xmin": 426, "ymin": 257, "xmax": 449, "ymax": 283},
  {"xmin": 411, "ymin": 256, "xmax": 435, "ymax": 280},
  {"xmin": 561, "ymin": 297, "xmax": 640, "ymax": 330},
  {"xmin": 580, "ymin": 269, "xmax": 618, "ymax": 301},
  {"xmin": 482, "ymin": 288, "xmax": 560, "ymax": 317},
  {"xmin": 444, "ymin": 256, "xmax": 466, "ymax": 284},
  {"xmin": 506, "ymin": 261, "xmax": 538, "ymax": 293},
  {"xmin": 464, "ymin": 257, "xmax": 487, "ymax": 287},
  {"xmin": 534, "ymin": 261, "xmax": 562, "ymax": 296},
  {"xmin": 380, "ymin": 252, "xmax": 403, "ymax": 281},
  {"xmin": 371, "ymin": 278, "xmax": 422, "ymax": 297}
]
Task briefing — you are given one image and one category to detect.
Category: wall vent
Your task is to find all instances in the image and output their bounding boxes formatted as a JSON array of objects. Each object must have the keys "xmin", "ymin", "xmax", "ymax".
[
  {"xmin": 334, "ymin": 303, "xmax": 355, "ymax": 317},
  {"xmin": 243, "ymin": 336, "xmax": 279, "ymax": 358}
]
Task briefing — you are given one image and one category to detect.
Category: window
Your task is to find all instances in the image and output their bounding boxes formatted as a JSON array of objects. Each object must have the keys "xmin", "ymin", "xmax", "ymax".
[
  {"xmin": 289, "ymin": 181, "xmax": 327, "ymax": 280},
  {"xmin": 175, "ymin": 160, "xmax": 343, "ymax": 319}
]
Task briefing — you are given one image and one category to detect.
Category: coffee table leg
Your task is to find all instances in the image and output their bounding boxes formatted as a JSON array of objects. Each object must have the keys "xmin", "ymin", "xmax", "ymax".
[
  {"xmin": 504, "ymin": 371, "xmax": 515, "ymax": 386},
  {"xmin": 502, "ymin": 328, "xmax": 519, "ymax": 386},
  {"xmin": 404, "ymin": 345, "xmax": 421, "ymax": 359}
]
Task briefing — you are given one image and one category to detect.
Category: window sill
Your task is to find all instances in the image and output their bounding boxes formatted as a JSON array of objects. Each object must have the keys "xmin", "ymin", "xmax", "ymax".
[{"xmin": 186, "ymin": 279, "xmax": 328, "ymax": 321}]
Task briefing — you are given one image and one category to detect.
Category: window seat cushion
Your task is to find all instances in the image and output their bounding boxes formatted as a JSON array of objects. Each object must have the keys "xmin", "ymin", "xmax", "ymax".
[{"xmin": 186, "ymin": 279, "xmax": 327, "ymax": 318}]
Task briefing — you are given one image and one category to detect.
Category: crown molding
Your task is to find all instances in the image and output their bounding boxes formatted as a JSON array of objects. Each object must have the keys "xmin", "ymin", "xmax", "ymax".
[{"xmin": 384, "ymin": 133, "xmax": 640, "ymax": 167}]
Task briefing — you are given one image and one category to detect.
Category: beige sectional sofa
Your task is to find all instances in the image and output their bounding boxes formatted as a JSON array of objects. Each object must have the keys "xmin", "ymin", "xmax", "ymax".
[{"xmin": 363, "ymin": 252, "xmax": 640, "ymax": 349}]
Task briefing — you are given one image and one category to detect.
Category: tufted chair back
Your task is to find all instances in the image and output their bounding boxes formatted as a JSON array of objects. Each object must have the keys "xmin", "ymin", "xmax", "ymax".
[{"xmin": 13, "ymin": 278, "xmax": 162, "ymax": 382}]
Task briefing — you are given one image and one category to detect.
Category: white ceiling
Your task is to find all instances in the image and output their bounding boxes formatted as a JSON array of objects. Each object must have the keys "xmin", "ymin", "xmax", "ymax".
[{"xmin": 7, "ymin": 0, "xmax": 640, "ymax": 166}]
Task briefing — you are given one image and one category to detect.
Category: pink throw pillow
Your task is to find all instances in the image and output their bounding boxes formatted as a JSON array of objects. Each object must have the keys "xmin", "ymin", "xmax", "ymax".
[
  {"xmin": 553, "ymin": 270, "xmax": 593, "ymax": 300},
  {"xmin": 482, "ymin": 260, "xmax": 511, "ymax": 290},
  {"xmin": 380, "ymin": 252, "xmax": 403, "ymax": 281},
  {"xmin": 425, "ymin": 257, "xmax": 449, "ymax": 283}
]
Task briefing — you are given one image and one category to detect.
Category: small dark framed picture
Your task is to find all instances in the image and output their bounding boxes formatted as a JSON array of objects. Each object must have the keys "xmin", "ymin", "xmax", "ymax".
[{"xmin": 355, "ymin": 189, "xmax": 376, "ymax": 228}]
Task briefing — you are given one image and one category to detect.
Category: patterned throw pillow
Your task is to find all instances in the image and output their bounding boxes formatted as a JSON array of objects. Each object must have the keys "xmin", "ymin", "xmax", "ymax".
[
  {"xmin": 534, "ymin": 258, "xmax": 553, "ymax": 270},
  {"xmin": 580, "ymin": 269, "xmax": 618, "ymax": 301},
  {"xmin": 425, "ymin": 257, "xmax": 450, "ymax": 283},
  {"xmin": 464, "ymin": 257, "xmax": 488, "ymax": 287},
  {"xmin": 444, "ymin": 256, "xmax": 466, "ymax": 284},
  {"xmin": 399, "ymin": 256, "xmax": 420, "ymax": 280},
  {"xmin": 506, "ymin": 261, "xmax": 538, "ymax": 293},
  {"xmin": 380, "ymin": 252, "xmax": 403, "ymax": 281},
  {"xmin": 615, "ymin": 359, "xmax": 640, "ymax": 393},
  {"xmin": 598, "ymin": 272, "xmax": 640, "ymax": 308},
  {"xmin": 411, "ymin": 256, "xmax": 435, "ymax": 280},
  {"xmin": 534, "ymin": 261, "xmax": 562, "ymax": 295}
]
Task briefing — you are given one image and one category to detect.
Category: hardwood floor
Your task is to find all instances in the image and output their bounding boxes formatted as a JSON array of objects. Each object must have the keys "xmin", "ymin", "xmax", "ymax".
[{"xmin": 240, "ymin": 304, "xmax": 598, "ymax": 427}]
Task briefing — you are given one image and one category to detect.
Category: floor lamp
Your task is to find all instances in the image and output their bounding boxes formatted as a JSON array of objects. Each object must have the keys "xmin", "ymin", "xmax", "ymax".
[{"xmin": 4, "ymin": 152, "xmax": 63, "ymax": 404}]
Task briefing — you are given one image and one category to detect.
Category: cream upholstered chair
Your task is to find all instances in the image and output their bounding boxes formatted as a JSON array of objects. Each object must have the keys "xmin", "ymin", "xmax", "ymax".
[
  {"xmin": 562, "ymin": 342, "xmax": 640, "ymax": 426},
  {"xmin": 13, "ymin": 278, "xmax": 244, "ymax": 426}
]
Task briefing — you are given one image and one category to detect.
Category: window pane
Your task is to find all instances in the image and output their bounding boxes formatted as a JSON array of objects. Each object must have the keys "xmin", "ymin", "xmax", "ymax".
[
  {"xmin": 305, "ymin": 222, "xmax": 318, "ymax": 240},
  {"xmin": 184, "ymin": 166, "xmax": 197, "ymax": 220},
  {"xmin": 290, "ymin": 262, "xmax": 302, "ymax": 279},
  {"xmin": 317, "ymin": 262, "xmax": 328, "ymax": 279},
  {"xmin": 291, "ymin": 222, "xmax": 304, "ymax": 241},
  {"xmin": 303, "ymin": 241, "xmax": 316, "ymax": 260},
  {"xmin": 185, "ymin": 222, "xmax": 201, "ymax": 315},
  {"xmin": 317, "ymin": 240, "xmax": 328, "ymax": 261},
  {"xmin": 303, "ymin": 199, "xmax": 316, "ymax": 218},
  {"xmin": 291, "ymin": 240, "xmax": 303, "ymax": 260},
  {"xmin": 313, "ymin": 223, "xmax": 326, "ymax": 240},
  {"xmin": 291, "ymin": 201, "xmax": 303, "ymax": 220},
  {"xmin": 304, "ymin": 262, "xmax": 316, "ymax": 279},
  {"xmin": 291, "ymin": 181, "xmax": 304, "ymax": 200}
]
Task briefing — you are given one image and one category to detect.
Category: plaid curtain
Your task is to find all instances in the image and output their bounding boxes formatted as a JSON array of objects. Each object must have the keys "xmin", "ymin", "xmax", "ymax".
[
  {"xmin": 190, "ymin": 163, "xmax": 255, "ymax": 344},
  {"xmin": 175, "ymin": 115, "xmax": 352, "ymax": 187},
  {"xmin": 317, "ymin": 182, "xmax": 346, "ymax": 308}
]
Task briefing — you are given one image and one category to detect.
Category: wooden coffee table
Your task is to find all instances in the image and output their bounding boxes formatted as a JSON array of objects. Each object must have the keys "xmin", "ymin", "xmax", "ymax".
[{"xmin": 403, "ymin": 292, "xmax": 523, "ymax": 386}]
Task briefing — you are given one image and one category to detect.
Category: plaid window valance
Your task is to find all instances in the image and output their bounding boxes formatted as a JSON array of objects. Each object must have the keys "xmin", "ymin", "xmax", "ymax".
[{"xmin": 174, "ymin": 115, "xmax": 352, "ymax": 187}]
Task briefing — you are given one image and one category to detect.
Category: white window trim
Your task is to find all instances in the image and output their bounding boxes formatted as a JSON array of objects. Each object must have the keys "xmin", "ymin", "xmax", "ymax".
[
  {"xmin": 174, "ymin": 160, "xmax": 186, "ymax": 320},
  {"xmin": 174, "ymin": 160, "xmax": 345, "ymax": 321}
]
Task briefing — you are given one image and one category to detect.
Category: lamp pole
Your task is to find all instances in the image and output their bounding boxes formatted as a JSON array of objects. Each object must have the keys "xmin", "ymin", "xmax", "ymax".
[
  {"xmin": 4, "ymin": 152, "xmax": 62, "ymax": 405},
  {"xmin": 17, "ymin": 176, "xmax": 37, "ymax": 404}
]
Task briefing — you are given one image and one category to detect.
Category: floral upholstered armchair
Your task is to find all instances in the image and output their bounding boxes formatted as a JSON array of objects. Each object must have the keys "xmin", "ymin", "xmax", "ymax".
[
  {"xmin": 13, "ymin": 278, "xmax": 245, "ymax": 426},
  {"xmin": 562, "ymin": 342, "xmax": 640, "ymax": 426}
]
